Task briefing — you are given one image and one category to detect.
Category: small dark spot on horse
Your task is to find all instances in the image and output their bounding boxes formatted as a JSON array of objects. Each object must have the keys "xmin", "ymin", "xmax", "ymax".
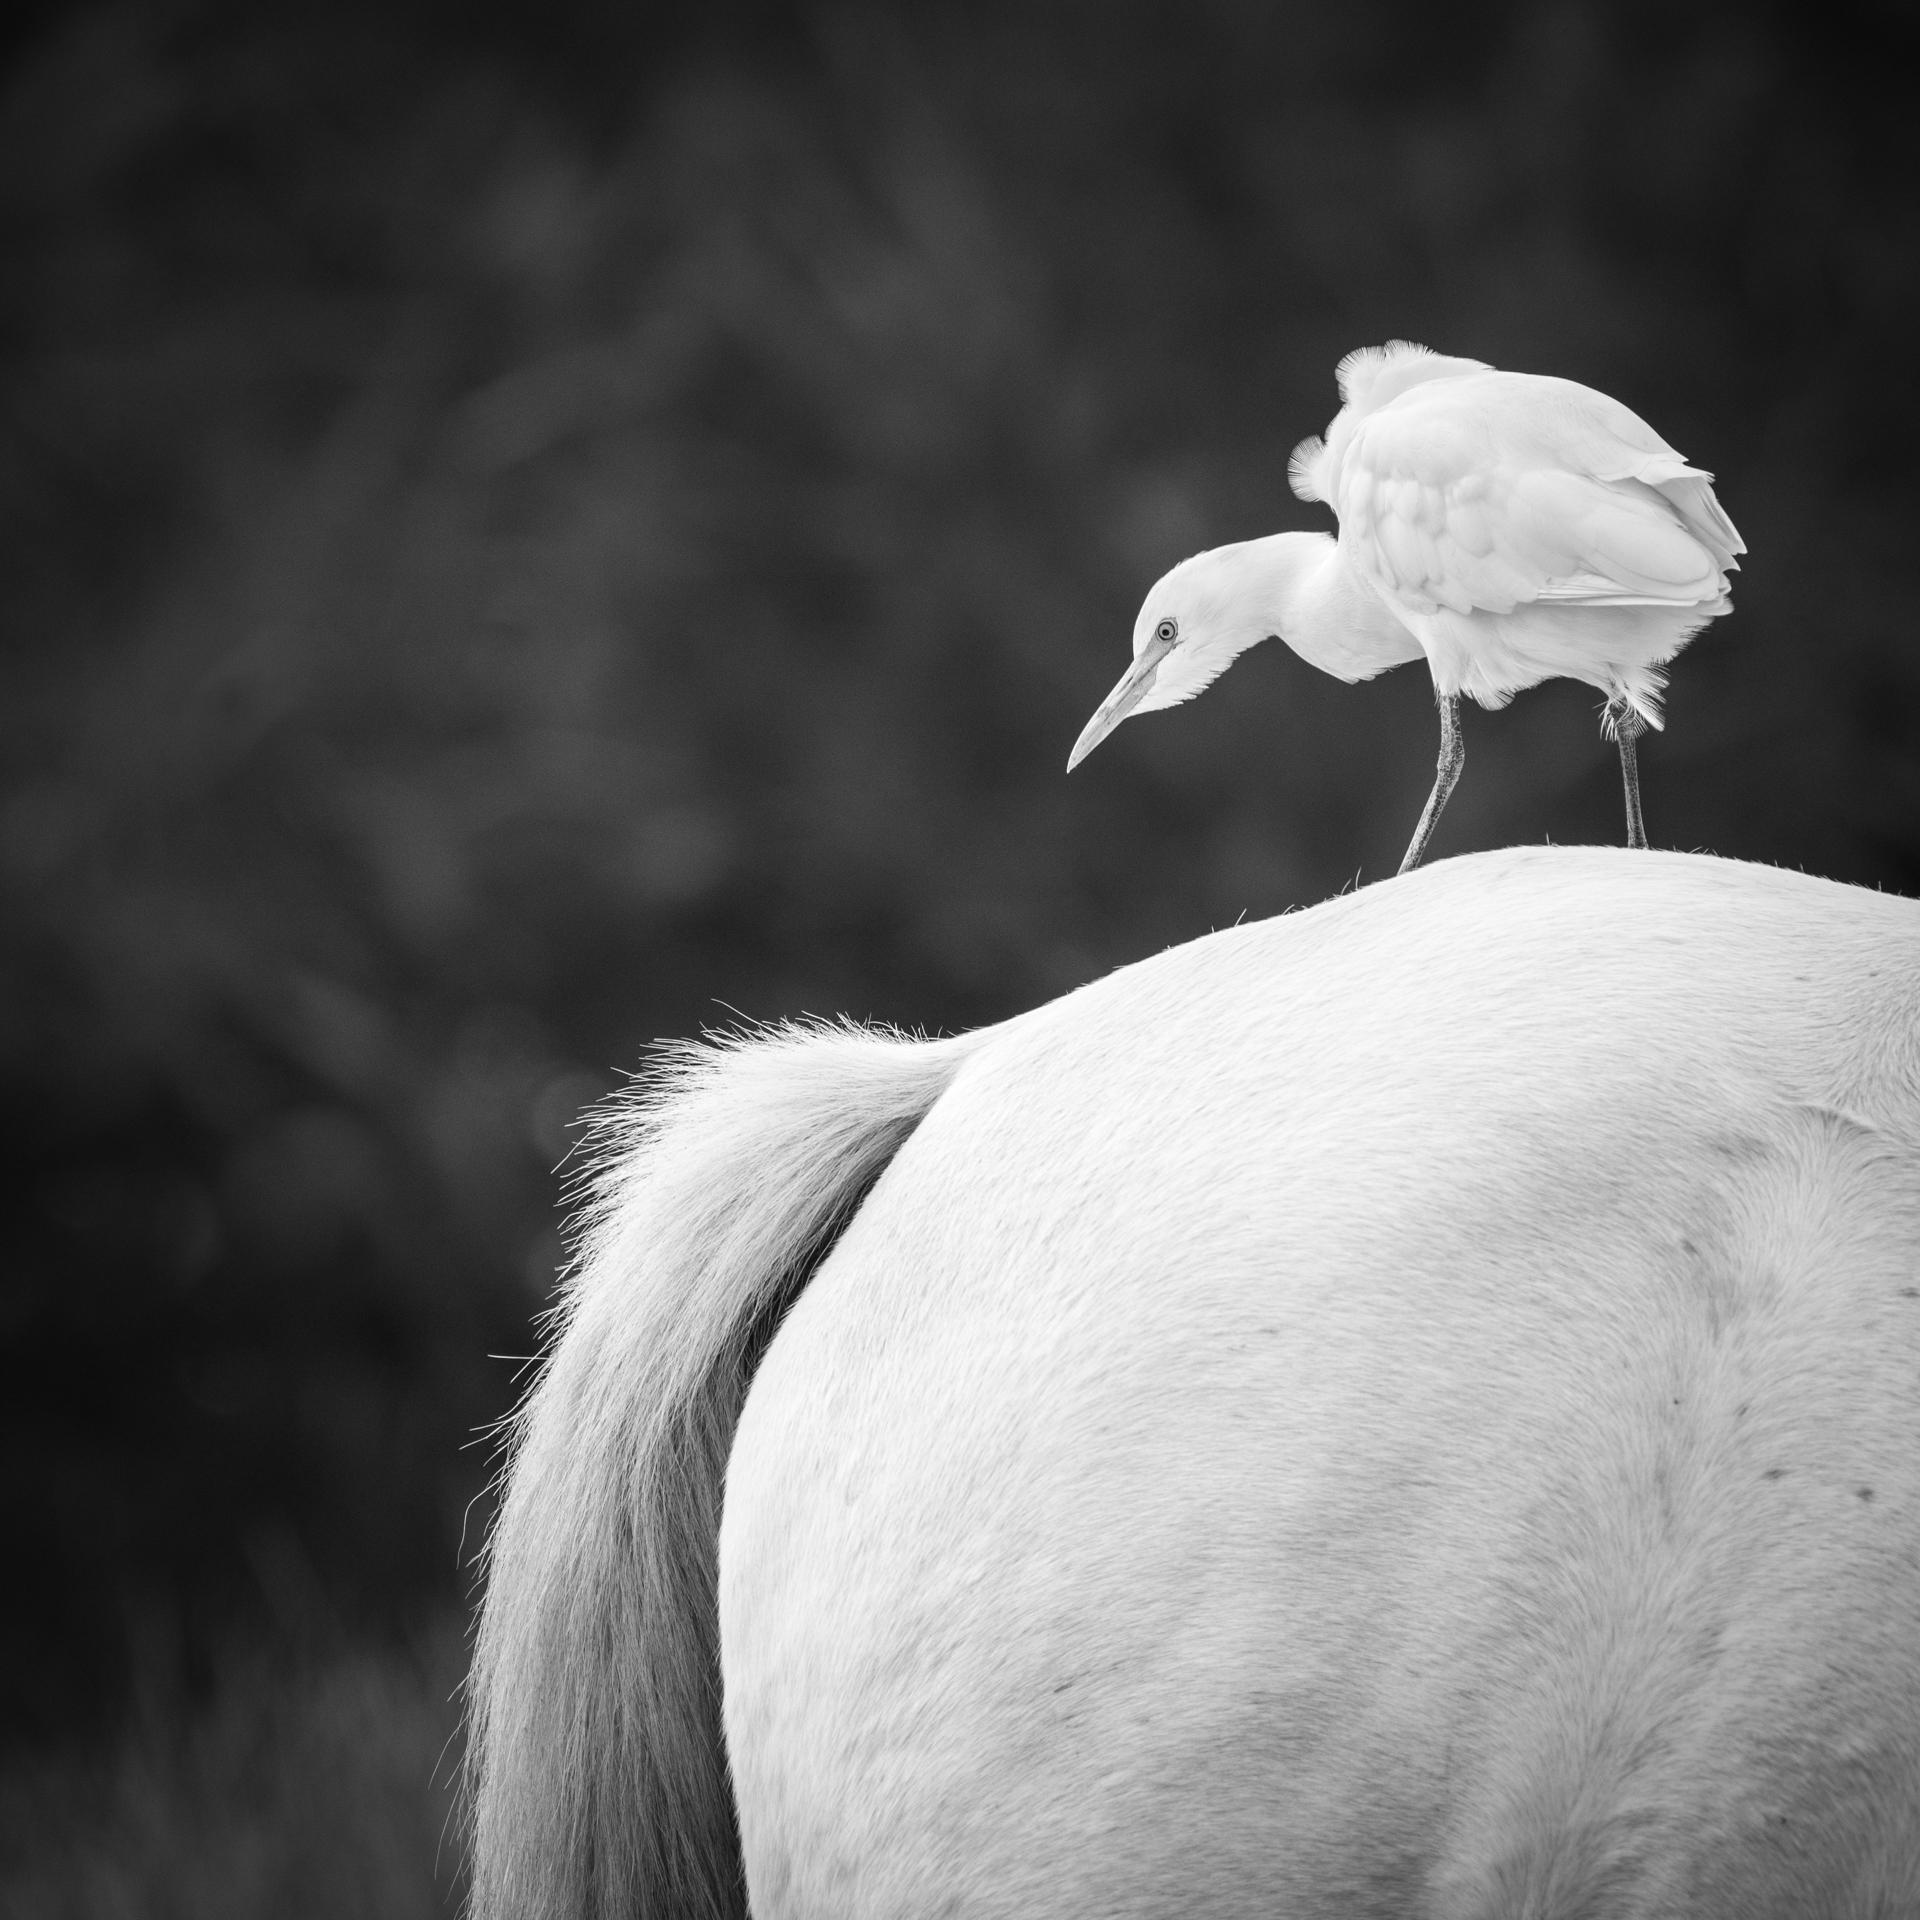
[
  {"xmin": 1734, "ymin": 1402, "xmax": 1749, "ymax": 1419},
  {"xmin": 1901, "ymin": 1288, "xmax": 1918, "ymax": 1300},
  {"xmin": 1763, "ymin": 1467, "xmax": 1787, "ymax": 1482},
  {"xmin": 1053, "ymin": 1679, "xmax": 1075, "ymax": 1694},
  {"xmin": 1856, "ymin": 1486, "xmax": 1875, "ymax": 1503}
]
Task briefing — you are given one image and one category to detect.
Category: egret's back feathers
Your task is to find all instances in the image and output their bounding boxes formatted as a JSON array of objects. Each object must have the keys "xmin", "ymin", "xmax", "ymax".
[
  {"xmin": 1286, "ymin": 437, "xmax": 1327, "ymax": 505},
  {"xmin": 1333, "ymin": 340, "xmax": 1493, "ymax": 416},
  {"xmin": 1292, "ymin": 340, "xmax": 1491, "ymax": 504}
]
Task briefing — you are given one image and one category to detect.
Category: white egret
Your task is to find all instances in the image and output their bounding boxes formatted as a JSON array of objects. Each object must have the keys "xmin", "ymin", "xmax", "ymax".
[{"xmin": 1068, "ymin": 342, "xmax": 1745, "ymax": 873}]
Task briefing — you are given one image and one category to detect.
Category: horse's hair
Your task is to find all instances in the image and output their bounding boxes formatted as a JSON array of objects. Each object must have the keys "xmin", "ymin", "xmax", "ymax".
[
  {"xmin": 469, "ymin": 848, "xmax": 1920, "ymax": 1919},
  {"xmin": 466, "ymin": 1018, "xmax": 978, "ymax": 1920}
]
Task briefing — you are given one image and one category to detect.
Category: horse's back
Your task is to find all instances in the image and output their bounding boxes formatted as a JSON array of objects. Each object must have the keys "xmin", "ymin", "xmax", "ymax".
[{"xmin": 720, "ymin": 850, "xmax": 1920, "ymax": 1919}]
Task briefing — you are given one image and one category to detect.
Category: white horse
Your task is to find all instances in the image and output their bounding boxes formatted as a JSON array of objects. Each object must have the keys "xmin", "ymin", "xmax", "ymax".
[{"xmin": 468, "ymin": 847, "xmax": 1920, "ymax": 1920}]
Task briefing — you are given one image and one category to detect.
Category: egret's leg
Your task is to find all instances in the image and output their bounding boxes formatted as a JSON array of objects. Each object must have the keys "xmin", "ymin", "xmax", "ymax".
[
  {"xmin": 1397, "ymin": 691, "xmax": 1463, "ymax": 876},
  {"xmin": 1609, "ymin": 701, "xmax": 1648, "ymax": 849}
]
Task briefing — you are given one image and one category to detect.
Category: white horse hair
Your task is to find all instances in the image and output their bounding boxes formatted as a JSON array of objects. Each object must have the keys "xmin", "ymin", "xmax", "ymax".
[{"xmin": 468, "ymin": 847, "xmax": 1920, "ymax": 1919}]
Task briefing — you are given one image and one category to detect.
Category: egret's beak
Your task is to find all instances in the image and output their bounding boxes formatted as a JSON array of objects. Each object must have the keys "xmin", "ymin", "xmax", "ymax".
[{"xmin": 1066, "ymin": 629, "xmax": 1177, "ymax": 771}]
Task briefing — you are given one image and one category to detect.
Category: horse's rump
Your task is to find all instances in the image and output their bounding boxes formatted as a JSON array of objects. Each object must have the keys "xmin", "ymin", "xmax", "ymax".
[{"xmin": 473, "ymin": 848, "xmax": 1920, "ymax": 1920}]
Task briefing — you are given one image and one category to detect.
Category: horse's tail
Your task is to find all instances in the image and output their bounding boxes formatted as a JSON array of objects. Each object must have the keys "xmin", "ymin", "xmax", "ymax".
[{"xmin": 467, "ymin": 1018, "xmax": 977, "ymax": 1920}]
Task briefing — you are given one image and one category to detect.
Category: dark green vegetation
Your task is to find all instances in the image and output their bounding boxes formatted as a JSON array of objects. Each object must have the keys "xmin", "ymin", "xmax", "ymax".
[{"xmin": 2, "ymin": 0, "xmax": 1914, "ymax": 1907}]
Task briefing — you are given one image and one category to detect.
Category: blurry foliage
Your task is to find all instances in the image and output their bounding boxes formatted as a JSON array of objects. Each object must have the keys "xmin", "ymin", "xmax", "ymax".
[
  {"xmin": 0, "ymin": 0, "xmax": 1914, "ymax": 1850},
  {"xmin": 0, "ymin": 1616, "xmax": 466, "ymax": 1915}
]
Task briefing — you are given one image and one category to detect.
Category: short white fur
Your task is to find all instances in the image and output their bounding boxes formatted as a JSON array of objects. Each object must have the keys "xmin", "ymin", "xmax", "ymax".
[{"xmin": 469, "ymin": 848, "xmax": 1920, "ymax": 1919}]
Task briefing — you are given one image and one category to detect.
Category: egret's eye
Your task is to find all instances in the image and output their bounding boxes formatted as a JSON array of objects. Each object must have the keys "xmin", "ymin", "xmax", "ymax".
[{"xmin": 1154, "ymin": 617, "xmax": 1179, "ymax": 645}]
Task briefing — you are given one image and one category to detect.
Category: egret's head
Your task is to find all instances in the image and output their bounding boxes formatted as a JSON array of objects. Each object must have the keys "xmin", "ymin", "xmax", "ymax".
[{"xmin": 1066, "ymin": 544, "xmax": 1280, "ymax": 771}]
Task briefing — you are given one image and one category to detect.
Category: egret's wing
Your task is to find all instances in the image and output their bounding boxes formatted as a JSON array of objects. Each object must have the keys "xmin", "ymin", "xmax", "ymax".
[
  {"xmin": 1539, "ymin": 378, "xmax": 1745, "ymax": 572},
  {"xmin": 1333, "ymin": 373, "xmax": 1742, "ymax": 619}
]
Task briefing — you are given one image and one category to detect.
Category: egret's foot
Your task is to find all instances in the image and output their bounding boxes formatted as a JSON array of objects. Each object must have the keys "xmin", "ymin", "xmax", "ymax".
[
  {"xmin": 1607, "ymin": 700, "xmax": 1648, "ymax": 849},
  {"xmin": 1398, "ymin": 691, "xmax": 1464, "ymax": 875}
]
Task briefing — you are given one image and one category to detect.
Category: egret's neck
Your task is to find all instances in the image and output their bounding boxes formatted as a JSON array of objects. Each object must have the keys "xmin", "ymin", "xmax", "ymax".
[{"xmin": 1228, "ymin": 531, "xmax": 1421, "ymax": 683}]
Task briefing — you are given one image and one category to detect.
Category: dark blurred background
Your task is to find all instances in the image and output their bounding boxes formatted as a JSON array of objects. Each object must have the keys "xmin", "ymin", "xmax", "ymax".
[{"xmin": 1, "ymin": 0, "xmax": 1914, "ymax": 1909}]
